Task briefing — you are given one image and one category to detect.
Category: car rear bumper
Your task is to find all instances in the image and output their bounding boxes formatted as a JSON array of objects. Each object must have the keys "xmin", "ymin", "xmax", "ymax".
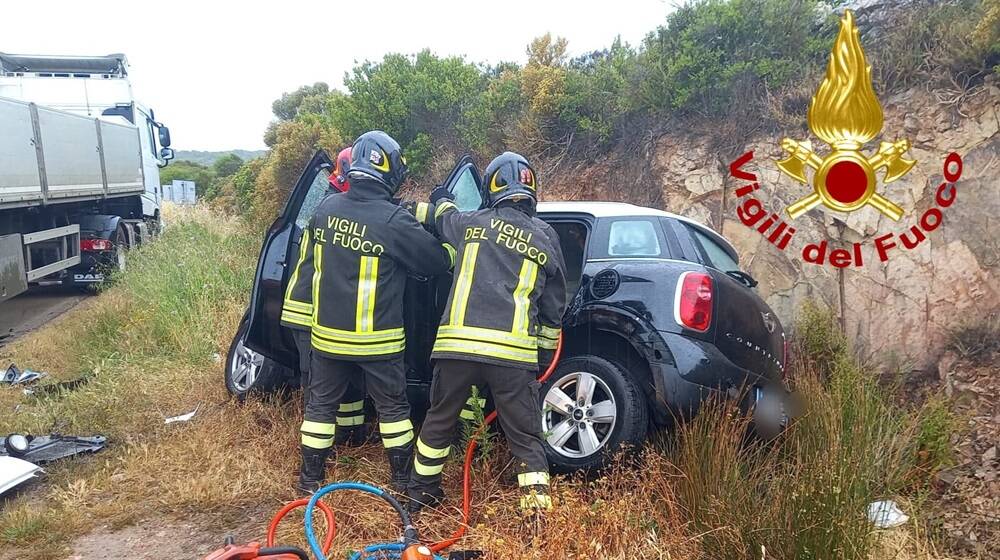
[{"xmin": 648, "ymin": 331, "xmax": 773, "ymax": 422}]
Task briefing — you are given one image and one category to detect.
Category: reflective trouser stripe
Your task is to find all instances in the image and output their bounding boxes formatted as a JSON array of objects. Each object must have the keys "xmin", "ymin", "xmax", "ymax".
[
  {"xmin": 449, "ymin": 243, "xmax": 480, "ymax": 326},
  {"xmin": 336, "ymin": 401, "xmax": 365, "ymax": 427},
  {"xmin": 380, "ymin": 419, "xmax": 414, "ymax": 448},
  {"xmin": 520, "ymin": 494, "xmax": 553, "ymax": 510},
  {"xmin": 417, "ymin": 438, "xmax": 450, "ymax": 459},
  {"xmin": 518, "ymin": 471, "xmax": 550, "ymax": 487},
  {"xmin": 511, "ymin": 258, "xmax": 539, "ymax": 334},
  {"xmin": 356, "ymin": 256, "xmax": 379, "ymax": 332},
  {"xmin": 539, "ymin": 325, "xmax": 561, "ymax": 340},
  {"xmin": 339, "ymin": 400, "xmax": 365, "ymax": 413},
  {"xmin": 300, "ymin": 420, "xmax": 335, "ymax": 450},
  {"xmin": 414, "ymin": 457, "xmax": 445, "ymax": 476}
]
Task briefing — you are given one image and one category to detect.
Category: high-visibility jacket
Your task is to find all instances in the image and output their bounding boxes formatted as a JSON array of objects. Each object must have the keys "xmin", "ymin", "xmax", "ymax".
[
  {"xmin": 308, "ymin": 179, "xmax": 454, "ymax": 360},
  {"xmin": 281, "ymin": 194, "xmax": 342, "ymax": 331},
  {"xmin": 430, "ymin": 200, "xmax": 567, "ymax": 369},
  {"xmin": 283, "ymin": 198, "xmax": 436, "ymax": 331}
]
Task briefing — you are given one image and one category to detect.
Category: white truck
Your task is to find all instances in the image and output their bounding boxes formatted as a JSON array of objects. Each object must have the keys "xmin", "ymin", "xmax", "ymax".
[{"xmin": 0, "ymin": 52, "xmax": 172, "ymax": 302}]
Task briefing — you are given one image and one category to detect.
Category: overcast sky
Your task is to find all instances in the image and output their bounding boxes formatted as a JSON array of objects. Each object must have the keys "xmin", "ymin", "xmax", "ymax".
[{"xmin": 3, "ymin": 0, "xmax": 672, "ymax": 151}]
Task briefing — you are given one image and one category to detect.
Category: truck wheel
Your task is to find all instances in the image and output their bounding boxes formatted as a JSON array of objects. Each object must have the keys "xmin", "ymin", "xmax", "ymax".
[
  {"xmin": 225, "ymin": 314, "xmax": 290, "ymax": 401},
  {"xmin": 112, "ymin": 225, "xmax": 128, "ymax": 273},
  {"xmin": 540, "ymin": 355, "xmax": 648, "ymax": 473}
]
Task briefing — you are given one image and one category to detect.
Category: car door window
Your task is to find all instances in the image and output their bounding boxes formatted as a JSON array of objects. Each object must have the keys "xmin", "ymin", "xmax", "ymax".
[
  {"xmin": 547, "ymin": 220, "xmax": 589, "ymax": 299},
  {"xmin": 607, "ymin": 220, "xmax": 661, "ymax": 257},
  {"xmin": 450, "ymin": 166, "xmax": 482, "ymax": 211},
  {"xmin": 690, "ymin": 228, "xmax": 739, "ymax": 272},
  {"xmin": 295, "ymin": 170, "xmax": 332, "ymax": 228}
]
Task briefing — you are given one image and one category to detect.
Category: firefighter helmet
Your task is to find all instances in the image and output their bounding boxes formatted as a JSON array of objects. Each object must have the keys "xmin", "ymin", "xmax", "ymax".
[
  {"xmin": 483, "ymin": 152, "xmax": 537, "ymax": 209},
  {"xmin": 330, "ymin": 146, "xmax": 352, "ymax": 192},
  {"xmin": 348, "ymin": 131, "xmax": 408, "ymax": 194}
]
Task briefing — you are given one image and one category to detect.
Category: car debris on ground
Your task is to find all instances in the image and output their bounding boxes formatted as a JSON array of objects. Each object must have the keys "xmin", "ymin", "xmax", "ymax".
[
  {"xmin": 867, "ymin": 500, "xmax": 909, "ymax": 529},
  {"xmin": 0, "ymin": 456, "xmax": 42, "ymax": 495},
  {"xmin": 2, "ymin": 363, "xmax": 48, "ymax": 386},
  {"xmin": 0, "ymin": 434, "xmax": 107, "ymax": 463},
  {"xmin": 164, "ymin": 405, "xmax": 199, "ymax": 424}
]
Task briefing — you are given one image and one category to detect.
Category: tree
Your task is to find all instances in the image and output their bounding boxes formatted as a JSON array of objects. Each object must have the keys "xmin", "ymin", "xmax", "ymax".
[
  {"xmin": 212, "ymin": 153, "xmax": 244, "ymax": 178},
  {"xmin": 272, "ymin": 82, "xmax": 330, "ymax": 121}
]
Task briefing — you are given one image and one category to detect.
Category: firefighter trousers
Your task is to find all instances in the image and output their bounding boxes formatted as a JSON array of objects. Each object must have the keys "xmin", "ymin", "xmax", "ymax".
[
  {"xmin": 408, "ymin": 359, "xmax": 551, "ymax": 510},
  {"xmin": 300, "ymin": 352, "xmax": 414, "ymax": 452},
  {"xmin": 293, "ymin": 330, "xmax": 366, "ymax": 430}
]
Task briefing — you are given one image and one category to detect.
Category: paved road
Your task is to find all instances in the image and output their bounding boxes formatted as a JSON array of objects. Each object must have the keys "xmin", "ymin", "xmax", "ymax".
[{"xmin": 0, "ymin": 286, "xmax": 87, "ymax": 347}]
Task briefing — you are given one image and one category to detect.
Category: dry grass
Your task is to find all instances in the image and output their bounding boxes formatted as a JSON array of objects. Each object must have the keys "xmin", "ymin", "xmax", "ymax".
[{"xmin": 0, "ymin": 207, "xmax": 953, "ymax": 559}]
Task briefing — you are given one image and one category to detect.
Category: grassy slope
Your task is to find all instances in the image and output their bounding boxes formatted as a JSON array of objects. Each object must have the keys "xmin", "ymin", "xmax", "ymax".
[{"xmin": 0, "ymin": 207, "xmax": 951, "ymax": 559}]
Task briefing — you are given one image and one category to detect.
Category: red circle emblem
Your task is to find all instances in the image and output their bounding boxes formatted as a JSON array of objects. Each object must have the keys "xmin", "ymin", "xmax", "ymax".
[{"xmin": 825, "ymin": 160, "xmax": 869, "ymax": 203}]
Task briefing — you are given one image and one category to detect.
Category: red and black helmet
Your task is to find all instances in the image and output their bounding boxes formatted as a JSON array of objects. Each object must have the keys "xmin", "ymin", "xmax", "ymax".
[
  {"xmin": 329, "ymin": 147, "xmax": 352, "ymax": 192},
  {"xmin": 483, "ymin": 152, "xmax": 537, "ymax": 209}
]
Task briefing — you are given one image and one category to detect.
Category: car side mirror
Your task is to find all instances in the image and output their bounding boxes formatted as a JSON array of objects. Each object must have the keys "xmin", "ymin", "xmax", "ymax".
[
  {"xmin": 158, "ymin": 125, "xmax": 172, "ymax": 148},
  {"xmin": 726, "ymin": 269, "xmax": 758, "ymax": 288},
  {"xmin": 160, "ymin": 147, "xmax": 175, "ymax": 161}
]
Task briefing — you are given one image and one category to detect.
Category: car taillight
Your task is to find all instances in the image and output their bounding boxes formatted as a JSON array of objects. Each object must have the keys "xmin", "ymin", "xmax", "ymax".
[
  {"xmin": 674, "ymin": 271, "xmax": 713, "ymax": 332},
  {"xmin": 80, "ymin": 238, "xmax": 112, "ymax": 252}
]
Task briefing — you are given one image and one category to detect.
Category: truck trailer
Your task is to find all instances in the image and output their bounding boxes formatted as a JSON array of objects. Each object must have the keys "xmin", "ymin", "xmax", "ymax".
[{"xmin": 0, "ymin": 52, "xmax": 172, "ymax": 302}]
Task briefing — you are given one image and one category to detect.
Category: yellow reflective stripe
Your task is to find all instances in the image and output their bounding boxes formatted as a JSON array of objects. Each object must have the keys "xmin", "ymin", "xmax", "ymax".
[
  {"xmin": 520, "ymin": 494, "xmax": 553, "ymax": 510},
  {"xmin": 539, "ymin": 325, "xmax": 561, "ymax": 339},
  {"xmin": 417, "ymin": 439, "xmax": 450, "ymax": 459},
  {"xmin": 416, "ymin": 202, "xmax": 429, "ymax": 224},
  {"xmin": 414, "ymin": 457, "xmax": 445, "ymax": 476},
  {"xmin": 511, "ymin": 259, "xmax": 539, "ymax": 335},
  {"xmin": 443, "ymin": 243, "xmax": 456, "ymax": 269},
  {"xmin": 338, "ymin": 400, "xmax": 365, "ymax": 413},
  {"xmin": 435, "ymin": 200, "xmax": 456, "ymax": 219},
  {"xmin": 537, "ymin": 337, "xmax": 558, "ymax": 350},
  {"xmin": 380, "ymin": 419, "xmax": 414, "ymax": 434},
  {"xmin": 432, "ymin": 339, "xmax": 536, "ymax": 363},
  {"xmin": 284, "ymin": 229, "xmax": 310, "ymax": 303},
  {"xmin": 337, "ymin": 415, "xmax": 365, "ymax": 426},
  {"xmin": 436, "ymin": 325, "xmax": 536, "ymax": 350},
  {"xmin": 311, "ymin": 244, "xmax": 323, "ymax": 320},
  {"xmin": 283, "ymin": 299, "xmax": 313, "ymax": 312},
  {"xmin": 356, "ymin": 256, "xmax": 379, "ymax": 332},
  {"xmin": 301, "ymin": 420, "xmax": 336, "ymax": 435},
  {"xmin": 518, "ymin": 472, "xmax": 550, "ymax": 487},
  {"xmin": 312, "ymin": 324, "xmax": 404, "ymax": 343},
  {"xmin": 281, "ymin": 309, "xmax": 312, "ymax": 327},
  {"xmin": 449, "ymin": 243, "xmax": 479, "ymax": 326},
  {"xmin": 301, "ymin": 434, "xmax": 334, "ymax": 449},
  {"xmin": 382, "ymin": 430, "xmax": 414, "ymax": 448},
  {"xmin": 311, "ymin": 335, "xmax": 406, "ymax": 356}
]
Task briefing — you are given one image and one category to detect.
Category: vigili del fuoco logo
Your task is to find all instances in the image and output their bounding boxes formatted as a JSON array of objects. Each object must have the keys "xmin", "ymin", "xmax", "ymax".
[{"xmin": 728, "ymin": 9, "xmax": 964, "ymax": 268}]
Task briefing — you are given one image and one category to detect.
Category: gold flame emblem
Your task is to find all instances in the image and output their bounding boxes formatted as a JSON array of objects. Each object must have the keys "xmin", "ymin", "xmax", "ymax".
[{"xmin": 778, "ymin": 10, "xmax": 915, "ymax": 221}]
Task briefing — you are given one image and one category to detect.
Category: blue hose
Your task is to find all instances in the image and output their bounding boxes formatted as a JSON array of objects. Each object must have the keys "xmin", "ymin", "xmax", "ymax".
[{"xmin": 302, "ymin": 481, "xmax": 445, "ymax": 560}]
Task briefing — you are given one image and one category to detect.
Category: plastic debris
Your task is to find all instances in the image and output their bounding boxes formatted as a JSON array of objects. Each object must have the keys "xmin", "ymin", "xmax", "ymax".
[
  {"xmin": 23, "ymin": 373, "xmax": 93, "ymax": 397},
  {"xmin": 868, "ymin": 500, "xmax": 909, "ymax": 528},
  {"xmin": 1, "ymin": 363, "xmax": 48, "ymax": 386},
  {"xmin": 0, "ymin": 456, "xmax": 42, "ymax": 495},
  {"xmin": 165, "ymin": 405, "xmax": 199, "ymax": 424},
  {"xmin": 0, "ymin": 434, "xmax": 106, "ymax": 463}
]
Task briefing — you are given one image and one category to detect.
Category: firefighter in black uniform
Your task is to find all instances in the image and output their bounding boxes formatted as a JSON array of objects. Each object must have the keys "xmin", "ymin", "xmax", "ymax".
[
  {"xmin": 407, "ymin": 152, "xmax": 567, "ymax": 513},
  {"xmin": 281, "ymin": 151, "xmax": 367, "ymax": 445},
  {"xmin": 297, "ymin": 131, "xmax": 455, "ymax": 493}
]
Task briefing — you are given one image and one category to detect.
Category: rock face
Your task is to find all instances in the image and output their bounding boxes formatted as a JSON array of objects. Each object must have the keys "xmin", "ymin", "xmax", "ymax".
[{"xmin": 650, "ymin": 85, "xmax": 999, "ymax": 369}]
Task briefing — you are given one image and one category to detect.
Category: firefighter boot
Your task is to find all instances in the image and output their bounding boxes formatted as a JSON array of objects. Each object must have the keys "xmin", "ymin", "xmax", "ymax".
[
  {"xmin": 297, "ymin": 445, "xmax": 330, "ymax": 494},
  {"xmin": 406, "ymin": 485, "xmax": 444, "ymax": 515},
  {"xmin": 387, "ymin": 442, "xmax": 415, "ymax": 495}
]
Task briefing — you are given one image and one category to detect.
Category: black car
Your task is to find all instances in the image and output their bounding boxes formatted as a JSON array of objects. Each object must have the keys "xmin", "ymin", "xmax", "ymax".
[{"xmin": 226, "ymin": 151, "xmax": 787, "ymax": 471}]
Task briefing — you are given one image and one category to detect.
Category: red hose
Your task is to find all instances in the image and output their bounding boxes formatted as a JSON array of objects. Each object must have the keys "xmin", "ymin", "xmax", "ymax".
[
  {"xmin": 267, "ymin": 498, "xmax": 336, "ymax": 555},
  {"xmin": 429, "ymin": 334, "xmax": 563, "ymax": 553}
]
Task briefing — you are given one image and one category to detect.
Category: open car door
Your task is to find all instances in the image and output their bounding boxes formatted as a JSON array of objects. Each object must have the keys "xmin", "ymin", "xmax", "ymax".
[
  {"xmin": 444, "ymin": 155, "xmax": 484, "ymax": 211},
  {"xmin": 244, "ymin": 150, "xmax": 334, "ymax": 367}
]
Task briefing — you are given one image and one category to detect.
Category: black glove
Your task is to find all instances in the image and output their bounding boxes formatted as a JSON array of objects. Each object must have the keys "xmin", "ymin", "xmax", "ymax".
[{"xmin": 429, "ymin": 185, "xmax": 454, "ymax": 205}]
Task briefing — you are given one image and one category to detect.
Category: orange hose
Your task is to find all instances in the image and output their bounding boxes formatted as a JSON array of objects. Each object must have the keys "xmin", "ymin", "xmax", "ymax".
[
  {"xmin": 267, "ymin": 497, "xmax": 336, "ymax": 554},
  {"xmin": 429, "ymin": 334, "xmax": 563, "ymax": 553}
]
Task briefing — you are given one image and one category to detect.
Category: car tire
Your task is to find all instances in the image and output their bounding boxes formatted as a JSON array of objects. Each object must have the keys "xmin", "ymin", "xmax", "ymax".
[
  {"xmin": 112, "ymin": 225, "xmax": 128, "ymax": 274},
  {"xmin": 225, "ymin": 314, "xmax": 291, "ymax": 401},
  {"xmin": 540, "ymin": 355, "xmax": 648, "ymax": 473}
]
